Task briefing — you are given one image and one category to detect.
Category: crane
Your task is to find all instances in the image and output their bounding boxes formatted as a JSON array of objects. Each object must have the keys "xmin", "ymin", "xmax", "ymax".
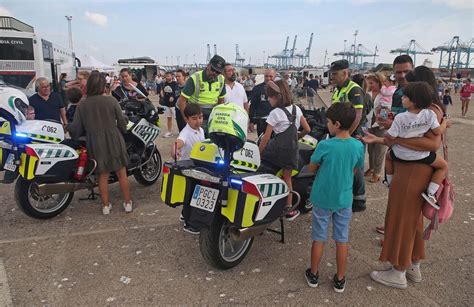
[
  {"xmin": 206, "ymin": 44, "xmax": 211, "ymax": 63},
  {"xmin": 235, "ymin": 44, "xmax": 245, "ymax": 67},
  {"xmin": 390, "ymin": 39, "xmax": 432, "ymax": 65}
]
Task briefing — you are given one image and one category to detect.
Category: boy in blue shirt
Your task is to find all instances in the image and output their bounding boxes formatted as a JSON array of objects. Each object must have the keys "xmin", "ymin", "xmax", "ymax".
[{"xmin": 304, "ymin": 102, "xmax": 364, "ymax": 293}]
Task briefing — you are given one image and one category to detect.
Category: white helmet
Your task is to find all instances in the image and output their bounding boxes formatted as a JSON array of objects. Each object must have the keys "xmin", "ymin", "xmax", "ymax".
[{"xmin": 0, "ymin": 85, "xmax": 29, "ymax": 124}]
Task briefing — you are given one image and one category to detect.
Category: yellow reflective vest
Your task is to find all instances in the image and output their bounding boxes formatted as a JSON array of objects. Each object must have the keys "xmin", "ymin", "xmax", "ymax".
[
  {"xmin": 181, "ymin": 70, "xmax": 225, "ymax": 106},
  {"xmin": 331, "ymin": 80, "xmax": 364, "ymax": 109}
]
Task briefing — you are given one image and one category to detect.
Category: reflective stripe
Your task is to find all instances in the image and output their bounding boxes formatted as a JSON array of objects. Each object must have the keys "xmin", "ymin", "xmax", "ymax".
[{"xmin": 353, "ymin": 194, "xmax": 366, "ymax": 200}]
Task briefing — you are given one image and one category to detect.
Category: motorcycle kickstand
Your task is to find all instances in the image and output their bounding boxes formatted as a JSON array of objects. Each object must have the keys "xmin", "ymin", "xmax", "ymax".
[
  {"xmin": 267, "ymin": 217, "xmax": 285, "ymax": 244},
  {"xmin": 79, "ymin": 188, "xmax": 100, "ymax": 201}
]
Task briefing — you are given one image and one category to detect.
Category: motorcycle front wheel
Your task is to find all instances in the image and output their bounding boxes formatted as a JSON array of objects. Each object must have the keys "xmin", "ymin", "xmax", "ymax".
[
  {"xmin": 14, "ymin": 177, "xmax": 74, "ymax": 219},
  {"xmin": 133, "ymin": 149, "xmax": 162, "ymax": 186},
  {"xmin": 199, "ymin": 213, "xmax": 254, "ymax": 270}
]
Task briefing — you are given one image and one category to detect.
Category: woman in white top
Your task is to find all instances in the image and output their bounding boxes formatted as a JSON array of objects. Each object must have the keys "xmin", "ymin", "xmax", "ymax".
[
  {"xmin": 365, "ymin": 73, "xmax": 390, "ymax": 183},
  {"xmin": 259, "ymin": 80, "xmax": 310, "ymax": 221}
]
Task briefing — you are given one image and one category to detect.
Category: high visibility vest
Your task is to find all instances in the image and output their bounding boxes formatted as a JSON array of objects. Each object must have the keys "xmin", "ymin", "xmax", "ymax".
[
  {"xmin": 331, "ymin": 80, "xmax": 363, "ymax": 109},
  {"xmin": 183, "ymin": 71, "xmax": 225, "ymax": 107}
]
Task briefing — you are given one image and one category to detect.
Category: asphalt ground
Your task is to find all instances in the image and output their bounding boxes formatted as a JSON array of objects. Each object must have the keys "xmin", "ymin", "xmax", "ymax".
[{"xmin": 0, "ymin": 91, "xmax": 472, "ymax": 306}]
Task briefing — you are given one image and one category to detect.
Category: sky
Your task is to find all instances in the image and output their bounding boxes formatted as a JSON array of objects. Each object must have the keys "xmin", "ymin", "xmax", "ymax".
[{"xmin": 1, "ymin": 0, "xmax": 473, "ymax": 68}]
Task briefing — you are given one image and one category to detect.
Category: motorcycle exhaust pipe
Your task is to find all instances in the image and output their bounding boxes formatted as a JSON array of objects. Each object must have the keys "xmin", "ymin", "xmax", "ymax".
[
  {"xmin": 229, "ymin": 223, "xmax": 270, "ymax": 241},
  {"xmin": 36, "ymin": 182, "xmax": 95, "ymax": 196}
]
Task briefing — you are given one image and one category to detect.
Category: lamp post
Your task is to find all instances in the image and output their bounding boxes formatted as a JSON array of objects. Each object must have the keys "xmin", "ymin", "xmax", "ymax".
[
  {"xmin": 353, "ymin": 30, "xmax": 358, "ymax": 68},
  {"xmin": 65, "ymin": 15, "xmax": 73, "ymax": 50}
]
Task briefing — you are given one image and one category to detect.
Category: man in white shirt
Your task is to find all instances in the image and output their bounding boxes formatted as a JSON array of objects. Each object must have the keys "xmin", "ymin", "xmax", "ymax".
[{"xmin": 224, "ymin": 63, "xmax": 249, "ymax": 112}]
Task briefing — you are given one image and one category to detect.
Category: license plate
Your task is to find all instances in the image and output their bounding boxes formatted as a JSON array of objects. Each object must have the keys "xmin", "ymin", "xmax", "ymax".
[
  {"xmin": 4, "ymin": 153, "xmax": 16, "ymax": 172},
  {"xmin": 190, "ymin": 185, "xmax": 219, "ymax": 213}
]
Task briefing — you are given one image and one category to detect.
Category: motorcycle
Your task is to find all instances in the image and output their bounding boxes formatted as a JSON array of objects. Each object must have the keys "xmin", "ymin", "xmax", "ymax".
[
  {"xmin": 161, "ymin": 103, "xmax": 319, "ymax": 269},
  {"xmin": 0, "ymin": 85, "xmax": 163, "ymax": 219}
]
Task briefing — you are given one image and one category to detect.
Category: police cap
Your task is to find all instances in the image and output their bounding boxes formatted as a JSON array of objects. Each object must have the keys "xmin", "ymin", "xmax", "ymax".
[
  {"xmin": 209, "ymin": 55, "xmax": 226, "ymax": 74},
  {"xmin": 330, "ymin": 59, "xmax": 349, "ymax": 72}
]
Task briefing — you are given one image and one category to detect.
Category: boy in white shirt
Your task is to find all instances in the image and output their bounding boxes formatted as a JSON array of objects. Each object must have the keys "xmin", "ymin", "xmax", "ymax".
[
  {"xmin": 172, "ymin": 104, "xmax": 205, "ymax": 161},
  {"xmin": 384, "ymin": 82, "xmax": 448, "ymax": 208},
  {"xmin": 171, "ymin": 103, "xmax": 205, "ymax": 235}
]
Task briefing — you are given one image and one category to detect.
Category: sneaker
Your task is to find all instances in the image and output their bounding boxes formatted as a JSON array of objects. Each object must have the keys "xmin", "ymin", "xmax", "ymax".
[
  {"xmin": 421, "ymin": 192, "xmax": 440, "ymax": 210},
  {"xmin": 179, "ymin": 213, "xmax": 185, "ymax": 223},
  {"xmin": 370, "ymin": 269, "xmax": 407, "ymax": 289},
  {"xmin": 285, "ymin": 209, "xmax": 300, "ymax": 221},
  {"xmin": 382, "ymin": 179, "xmax": 390, "ymax": 188},
  {"xmin": 304, "ymin": 269, "xmax": 319, "ymax": 288},
  {"xmin": 102, "ymin": 203, "xmax": 112, "ymax": 215},
  {"xmin": 163, "ymin": 132, "xmax": 173, "ymax": 138},
  {"xmin": 123, "ymin": 201, "xmax": 133, "ymax": 213},
  {"xmin": 333, "ymin": 274, "xmax": 346, "ymax": 293},
  {"xmin": 406, "ymin": 264, "xmax": 422, "ymax": 283},
  {"xmin": 183, "ymin": 223, "xmax": 200, "ymax": 235}
]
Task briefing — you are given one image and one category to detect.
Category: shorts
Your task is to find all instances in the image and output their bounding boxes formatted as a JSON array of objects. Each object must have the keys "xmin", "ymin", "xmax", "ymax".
[
  {"xmin": 390, "ymin": 150, "xmax": 436, "ymax": 165},
  {"xmin": 312, "ymin": 206, "xmax": 352, "ymax": 243},
  {"xmin": 164, "ymin": 106, "xmax": 176, "ymax": 118}
]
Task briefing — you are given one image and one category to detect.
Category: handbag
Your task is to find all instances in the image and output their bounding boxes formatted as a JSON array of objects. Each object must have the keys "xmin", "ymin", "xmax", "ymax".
[{"xmin": 423, "ymin": 131, "xmax": 455, "ymax": 240}]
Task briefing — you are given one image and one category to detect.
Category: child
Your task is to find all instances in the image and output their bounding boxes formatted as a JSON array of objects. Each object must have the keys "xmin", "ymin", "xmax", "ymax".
[
  {"xmin": 172, "ymin": 103, "xmax": 205, "ymax": 235},
  {"xmin": 384, "ymin": 82, "xmax": 448, "ymax": 209},
  {"xmin": 379, "ymin": 74, "xmax": 397, "ymax": 110},
  {"xmin": 259, "ymin": 80, "xmax": 310, "ymax": 221},
  {"xmin": 442, "ymin": 89, "xmax": 453, "ymax": 116},
  {"xmin": 172, "ymin": 103, "xmax": 205, "ymax": 161},
  {"xmin": 66, "ymin": 87, "xmax": 83, "ymax": 124},
  {"xmin": 304, "ymin": 102, "xmax": 364, "ymax": 293}
]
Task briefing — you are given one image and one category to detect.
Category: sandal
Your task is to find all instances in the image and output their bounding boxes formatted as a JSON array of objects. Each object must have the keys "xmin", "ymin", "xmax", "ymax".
[
  {"xmin": 375, "ymin": 225, "xmax": 385, "ymax": 234},
  {"xmin": 370, "ymin": 174, "xmax": 381, "ymax": 183},
  {"xmin": 364, "ymin": 169, "xmax": 374, "ymax": 177}
]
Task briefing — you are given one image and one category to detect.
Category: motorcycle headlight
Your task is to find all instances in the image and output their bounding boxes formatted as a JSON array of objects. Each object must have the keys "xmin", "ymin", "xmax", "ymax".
[{"xmin": 14, "ymin": 98, "xmax": 28, "ymax": 117}]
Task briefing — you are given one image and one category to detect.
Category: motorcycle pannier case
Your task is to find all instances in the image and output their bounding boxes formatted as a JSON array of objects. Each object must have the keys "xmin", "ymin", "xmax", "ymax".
[
  {"xmin": 222, "ymin": 173, "xmax": 289, "ymax": 229},
  {"xmin": 161, "ymin": 160, "xmax": 195, "ymax": 208}
]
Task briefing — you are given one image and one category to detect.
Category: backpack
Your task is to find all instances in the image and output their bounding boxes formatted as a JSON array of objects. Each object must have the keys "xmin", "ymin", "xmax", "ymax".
[
  {"xmin": 423, "ymin": 122, "xmax": 455, "ymax": 240},
  {"xmin": 261, "ymin": 105, "xmax": 298, "ymax": 170}
]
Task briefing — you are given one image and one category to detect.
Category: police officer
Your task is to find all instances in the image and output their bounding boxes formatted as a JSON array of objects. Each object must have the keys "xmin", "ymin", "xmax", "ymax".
[
  {"xmin": 330, "ymin": 59, "xmax": 366, "ymax": 212},
  {"xmin": 177, "ymin": 55, "xmax": 227, "ymax": 132}
]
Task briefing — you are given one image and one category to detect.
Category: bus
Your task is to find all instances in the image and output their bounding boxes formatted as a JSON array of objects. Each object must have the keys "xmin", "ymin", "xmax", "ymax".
[{"xmin": 0, "ymin": 16, "xmax": 77, "ymax": 91}]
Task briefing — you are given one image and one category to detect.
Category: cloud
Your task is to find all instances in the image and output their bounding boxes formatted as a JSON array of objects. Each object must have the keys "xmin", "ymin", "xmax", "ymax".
[
  {"xmin": 0, "ymin": 6, "xmax": 13, "ymax": 16},
  {"xmin": 432, "ymin": 0, "xmax": 474, "ymax": 9},
  {"xmin": 84, "ymin": 11, "xmax": 108, "ymax": 27}
]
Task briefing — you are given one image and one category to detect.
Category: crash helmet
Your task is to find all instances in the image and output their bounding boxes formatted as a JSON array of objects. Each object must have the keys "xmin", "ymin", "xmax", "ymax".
[
  {"xmin": 208, "ymin": 102, "xmax": 248, "ymax": 152},
  {"xmin": 0, "ymin": 85, "xmax": 29, "ymax": 124}
]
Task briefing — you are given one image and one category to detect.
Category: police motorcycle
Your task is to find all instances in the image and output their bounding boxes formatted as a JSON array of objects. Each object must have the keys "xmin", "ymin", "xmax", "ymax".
[
  {"xmin": 162, "ymin": 103, "xmax": 302, "ymax": 269},
  {"xmin": 0, "ymin": 85, "xmax": 163, "ymax": 219}
]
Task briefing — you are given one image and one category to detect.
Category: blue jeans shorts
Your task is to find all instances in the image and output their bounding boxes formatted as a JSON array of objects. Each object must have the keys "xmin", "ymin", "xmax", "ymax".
[{"xmin": 312, "ymin": 206, "xmax": 352, "ymax": 243}]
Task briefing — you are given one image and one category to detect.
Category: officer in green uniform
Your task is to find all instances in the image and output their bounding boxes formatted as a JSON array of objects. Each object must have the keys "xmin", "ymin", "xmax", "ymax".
[
  {"xmin": 330, "ymin": 59, "xmax": 366, "ymax": 212},
  {"xmin": 177, "ymin": 55, "xmax": 227, "ymax": 132}
]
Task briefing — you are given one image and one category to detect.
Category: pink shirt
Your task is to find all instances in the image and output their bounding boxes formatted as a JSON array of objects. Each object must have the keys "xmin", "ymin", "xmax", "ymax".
[
  {"xmin": 460, "ymin": 84, "xmax": 473, "ymax": 98},
  {"xmin": 380, "ymin": 85, "xmax": 396, "ymax": 109}
]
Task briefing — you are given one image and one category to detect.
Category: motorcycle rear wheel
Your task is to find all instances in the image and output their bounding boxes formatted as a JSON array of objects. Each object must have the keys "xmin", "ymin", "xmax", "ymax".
[
  {"xmin": 14, "ymin": 177, "xmax": 74, "ymax": 219},
  {"xmin": 199, "ymin": 213, "xmax": 254, "ymax": 270},
  {"xmin": 133, "ymin": 150, "xmax": 162, "ymax": 186}
]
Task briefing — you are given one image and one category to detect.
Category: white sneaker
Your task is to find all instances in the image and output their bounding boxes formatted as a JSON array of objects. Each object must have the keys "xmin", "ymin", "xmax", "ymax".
[
  {"xmin": 163, "ymin": 132, "xmax": 173, "ymax": 138},
  {"xmin": 123, "ymin": 201, "xmax": 133, "ymax": 213},
  {"xmin": 370, "ymin": 269, "xmax": 407, "ymax": 289},
  {"xmin": 406, "ymin": 264, "xmax": 422, "ymax": 283},
  {"xmin": 102, "ymin": 203, "xmax": 112, "ymax": 215},
  {"xmin": 421, "ymin": 192, "xmax": 440, "ymax": 210}
]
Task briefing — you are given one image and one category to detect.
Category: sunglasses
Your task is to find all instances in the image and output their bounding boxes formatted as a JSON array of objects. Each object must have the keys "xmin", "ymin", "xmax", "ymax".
[{"xmin": 210, "ymin": 68, "xmax": 221, "ymax": 74}]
